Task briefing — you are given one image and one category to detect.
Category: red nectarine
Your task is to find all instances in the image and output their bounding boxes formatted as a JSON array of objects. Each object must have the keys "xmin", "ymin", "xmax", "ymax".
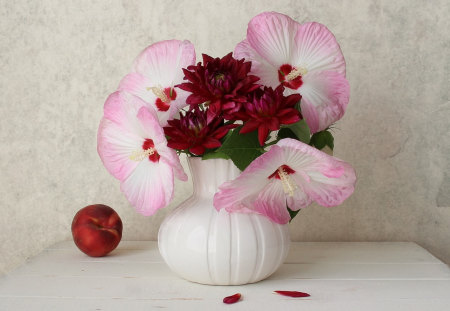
[{"xmin": 71, "ymin": 204, "xmax": 123, "ymax": 257}]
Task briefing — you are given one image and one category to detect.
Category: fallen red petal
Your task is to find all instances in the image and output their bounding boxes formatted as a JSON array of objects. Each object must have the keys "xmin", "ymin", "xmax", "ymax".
[
  {"xmin": 223, "ymin": 293, "xmax": 241, "ymax": 304},
  {"xmin": 274, "ymin": 290, "xmax": 310, "ymax": 298}
]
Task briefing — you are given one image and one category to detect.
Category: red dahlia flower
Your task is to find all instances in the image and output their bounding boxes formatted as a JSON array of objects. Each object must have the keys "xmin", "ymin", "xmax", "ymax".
[
  {"xmin": 240, "ymin": 85, "xmax": 302, "ymax": 145},
  {"xmin": 177, "ymin": 53, "xmax": 260, "ymax": 121},
  {"xmin": 164, "ymin": 108, "xmax": 238, "ymax": 155}
]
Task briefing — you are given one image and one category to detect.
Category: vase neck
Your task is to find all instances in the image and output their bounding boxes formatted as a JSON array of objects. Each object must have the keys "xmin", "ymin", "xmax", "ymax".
[{"xmin": 188, "ymin": 157, "xmax": 241, "ymax": 196}]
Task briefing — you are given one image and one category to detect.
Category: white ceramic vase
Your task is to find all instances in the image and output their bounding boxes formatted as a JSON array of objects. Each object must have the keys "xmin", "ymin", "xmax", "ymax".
[{"xmin": 158, "ymin": 157, "xmax": 290, "ymax": 285}]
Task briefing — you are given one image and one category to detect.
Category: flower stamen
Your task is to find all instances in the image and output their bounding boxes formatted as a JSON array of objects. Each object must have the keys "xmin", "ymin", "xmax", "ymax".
[
  {"xmin": 286, "ymin": 67, "xmax": 308, "ymax": 81},
  {"xmin": 148, "ymin": 86, "xmax": 170, "ymax": 103},
  {"xmin": 278, "ymin": 167, "xmax": 297, "ymax": 196},
  {"xmin": 129, "ymin": 147, "xmax": 155, "ymax": 161}
]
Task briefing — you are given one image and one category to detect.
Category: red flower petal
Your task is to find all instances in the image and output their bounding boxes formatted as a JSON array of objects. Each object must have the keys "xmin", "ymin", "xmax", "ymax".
[
  {"xmin": 223, "ymin": 293, "xmax": 241, "ymax": 304},
  {"xmin": 164, "ymin": 108, "xmax": 236, "ymax": 154},
  {"xmin": 189, "ymin": 144, "xmax": 206, "ymax": 156},
  {"xmin": 257, "ymin": 124, "xmax": 270, "ymax": 146},
  {"xmin": 274, "ymin": 290, "xmax": 310, "ymax": 298},
  {"xmin": 267, "ymin": 117, "xmax": 280, "ymax": 131},
  {"xmin": 278, "ymin": 111, "xmax": 301, "ymax": 124},
  {"xmin": 203, "ymin": 137, "xmax": 222, "ymax": 149},
  {"xmin": 240, "ymin": 119, "xmax": 260, "ymax": 134}
]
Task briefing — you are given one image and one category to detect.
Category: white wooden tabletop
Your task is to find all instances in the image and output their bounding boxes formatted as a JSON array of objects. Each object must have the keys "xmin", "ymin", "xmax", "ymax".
[{"xmin": 1, "ymin": 241, "xmax": 449, "ymax": 310}]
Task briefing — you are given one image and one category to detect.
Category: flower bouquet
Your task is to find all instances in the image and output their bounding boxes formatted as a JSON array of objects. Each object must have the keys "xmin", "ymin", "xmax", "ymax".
[{"xmin": 98, "ymin": 12, "xmax": 356, "ymax": 284}]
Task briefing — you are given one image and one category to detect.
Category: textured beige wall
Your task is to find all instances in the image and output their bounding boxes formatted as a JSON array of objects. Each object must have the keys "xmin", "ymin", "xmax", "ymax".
[{"xmin": 1, "ymin": 0, "xmax": 449, "ymax": 274}]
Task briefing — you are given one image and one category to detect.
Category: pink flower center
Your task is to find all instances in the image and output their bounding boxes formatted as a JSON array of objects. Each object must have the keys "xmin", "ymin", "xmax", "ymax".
[
  {"xmin": 269, "ymin": 165, "xmax": 297, "ymax": 196},
  {"xmin": 129, "ymin": 139, "xmax": 160, "ymax": 162},
  {"xmin": 150, "ymin": 87, "xmax": 177, "ymax": 112},
  {"xmin": 278, "ymin": 64, "xmax": 306, "ymax": 90}
]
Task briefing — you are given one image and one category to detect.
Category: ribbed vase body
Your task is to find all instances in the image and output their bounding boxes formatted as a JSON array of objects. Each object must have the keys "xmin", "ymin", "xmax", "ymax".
[{"xmin": 158, "ymin": 158, "xmax": 290, "ymax": 285}]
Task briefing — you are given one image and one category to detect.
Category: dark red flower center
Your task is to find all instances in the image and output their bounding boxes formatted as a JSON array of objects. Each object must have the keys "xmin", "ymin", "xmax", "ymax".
[
  {"xmin": 208, "ymin": 70, "xmax": 233, "ymax": 95},
  {"xmin": 141, "ymin": 138, "xmax": 160, "ymax": 162},
  {"xmin": 188, "ymin": 122, "xmax": 204, "ymax": 135},
  {"xmin": 278, "ymin": 64, "xmax": 304, "ymax": 90},
  {"xmin": 215, "ymin": 73, "xmax": 225, "ymax": 81},
  {"xmin": 155, "ymin": 87, "xmax": 177, "ymax": 112},
  {"xmin": 268, "ymin": 164, "xmax": 296, "ymax": 179}
]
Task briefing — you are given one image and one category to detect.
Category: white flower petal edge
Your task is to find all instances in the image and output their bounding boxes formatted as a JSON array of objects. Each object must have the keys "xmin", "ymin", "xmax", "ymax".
[
  {"xmin": 120, "ymin": 158, "xmax": 174, "ymax": 216},
  {"xmin": 299, "ymin": 71, "xmax": 350, "ymax": 133},
  {"xmin": 234, "ymin": 39, "xmax": 280, "ymax": 88},
  {"xmin": 245, "ymin": 11, "xmax": 298, "ymax": 67},
  {"xmin": 133, "ymin": 40, "xmax": 195, "ymax": 85},
  {"xmin": 294, "ymin": 22, "xmax": 346, "ymax": 75},
  {"xmin": 214, "ymin": 138, "xmax": 356, "ymax": 224}
]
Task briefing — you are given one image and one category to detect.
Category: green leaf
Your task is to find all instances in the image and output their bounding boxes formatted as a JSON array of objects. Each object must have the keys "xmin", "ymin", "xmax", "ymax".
[
  {"xmin": 310, "ymin": 130, "xmax": 334, "ymax": 150},
  {"xmin": 277, "ymin": 128, "xmax": 298, "ymax": 140},
  {"xmin": 288, "ymin": 207, "xmax": 301, "ymax": 222},
  {"xmin": 201, "ymin": 129, "xmax": 234, "ymax": 160},
  {"xmin": 282, "ymin": 120, "xmax": 310, "ymax": 143},
  {"xmin": 202, "ymin": 151, "xmax": 230, "ymax": 160},
  {"xmin": 216, "ymin": 127, "xmax": 264, "ymax": 171}
]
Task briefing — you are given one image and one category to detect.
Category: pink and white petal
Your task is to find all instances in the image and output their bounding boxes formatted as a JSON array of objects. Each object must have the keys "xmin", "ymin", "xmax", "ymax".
[
  {"xmin": 172, "ymin": 88, "xmax": 190, "ymax": 111},
  {"xmin": 136, "ymin": 106, "xmax": 166, "ymax": 145},
  {"xmin": 165, "ymin": 105, "xmax": 181, "ymax": 124},
  {"xmin": 302, "ymin": 160, "xmax": 356, "ymax": 207},
  {"xmin": 103, "ymin": 91, "xmax": 149, "ymax": 137},
  {"xmin": 118, "ymin": 73, "xmax": 157, "ymax": 104},
  {"xmin": 161, "ymin": 150, "xmax": 188, "ymax": 182},
  {"xmin": 246, "ymin": 12, "xmax": 299, "ymax": 67},
  {"xmin": 103, "ymin": 91, "xmax": 130, "ymax": 125},
  {"xmin": 155, "ymin": 110, "xmax": 172, "ymax": 127},
  {"xmin": 234, "ymin": 39, "xmax": 280, "ymax": 88},
  {"xmin": 133, "ymin": 40, "xmax": 196, "ymax": 86},
  {"xmin": 253, "ymin": 181, "xmax": 291, "ymax": 224},
  {"xmin": 294, "ymin": 22, "xmax": 346, "ymax": 75},
  {"xmin": 214, "ymin": 145, "xmax": 285, "ymax": 211},
  {"xmin": 277, "ymin": 138, "xmax": 346, "ymax": 177},
  {"xmin": 276, "ymin": 138, "xmax": 356, "ymax": 207},
  {"xmin": 120, "ymin": 160, "xmax": 174, "ymax": 216},
  {"xmin": 299, "ymin": 71, "xmax": 350, "ymax": 133},
  {"xmin": 287, "ymin": 176, "xmax": 313, "ymax": 210},
  {"xmin": 97, "ymin": 118, "xmax": 141, "ymax": 181},
  {"xmin": 155, "ymin": 101, "xmax": 184, "ymax": 127},
  {"xmin": 136, "ymin": 107, "xmax": 187, "ymax": 181},
  {"xmin": 214, "ymin": 174, "xmax": 268, "ymax": 213},
  {"xmin": 156, "ymin": 88, "xmax": 189, "ymax": 126},
  {"xmin": 244, "ymin": 144, "xmax": 285, "ymax": 175},
  {"xmin": 277, "ymin": 138, "xmax": 323, "ymax": 170},
  {"xmin": 298, "ymin": 96, "xmax": 321, "ymax": 132}
]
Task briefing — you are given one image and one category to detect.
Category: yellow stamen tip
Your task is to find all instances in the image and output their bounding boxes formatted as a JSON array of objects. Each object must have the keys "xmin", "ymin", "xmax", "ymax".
[
  {"xmin": 286, "ymin": 67, "xmax": 308, "ymax": 81},
  {"xmin": 129, "ymin": 148, "xmax": 155, "ymax": 161},
  {"xmin": 149, "ymin": 86, "xmax": 170, "ymax": 103},
  {"xmin": 278, "ymin": 167, "xmax": 297, "ymax": 197}
]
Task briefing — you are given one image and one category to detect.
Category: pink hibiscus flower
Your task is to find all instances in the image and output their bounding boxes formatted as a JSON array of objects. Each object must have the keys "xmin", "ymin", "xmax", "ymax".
[
  {"xmin": 234, "ymin": 12, "xmax": 350, "ymax": 133},
  {"xmin": 118, "ymin": 40, "xmax": 196, "ymax": 126},
  {"xmin": 97, "ymin": 91, "xmax": 187, "ymax": 216},
  {"xmin": 213, "ymin": 138, "xmax": 356, "ymax": 224}
]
